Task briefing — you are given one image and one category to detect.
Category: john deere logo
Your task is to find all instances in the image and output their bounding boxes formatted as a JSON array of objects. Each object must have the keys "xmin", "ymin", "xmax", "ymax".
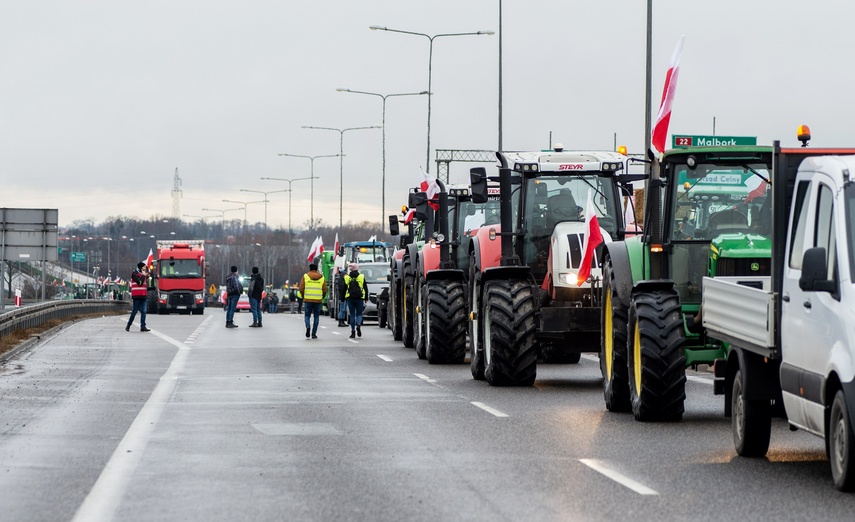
[{"xmin": 751, "ymin": 262, "xmax": 760, "ymax": 271}]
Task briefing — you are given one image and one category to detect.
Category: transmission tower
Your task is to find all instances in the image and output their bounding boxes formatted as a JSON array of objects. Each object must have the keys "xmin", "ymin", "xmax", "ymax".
[{"xmin": 171, "ymin": 167, "xmax": 183, "ymax": 219}]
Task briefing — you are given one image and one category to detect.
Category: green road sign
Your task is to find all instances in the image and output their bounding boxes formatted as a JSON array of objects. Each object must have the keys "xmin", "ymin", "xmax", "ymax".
[
  {"xmin": 70, "ymin": 252, "xmax": 85, "ymax": 262},
  {"xmin": 672, "ymin": 135, "xmax": 757, "ymax": 148}
]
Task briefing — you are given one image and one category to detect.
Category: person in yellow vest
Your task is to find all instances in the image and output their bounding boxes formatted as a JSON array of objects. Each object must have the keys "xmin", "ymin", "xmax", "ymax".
[
  {"xmin": 344, "ymin": 262, "xmax": 367, "ymax": 339},
  {"xmin": 299, "ymin": 262, "xmax": 326, "ymax": 339}
]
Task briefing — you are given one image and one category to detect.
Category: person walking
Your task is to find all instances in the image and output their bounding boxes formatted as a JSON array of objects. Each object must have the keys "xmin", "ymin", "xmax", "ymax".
[
  {"xmin": 225, "ymin": 266, "xmax": 243, "ymax": 328},
  {"xmin": 126, "ymin": 262, "xmax": 151, "ymax": 332},
  {"xmin": 336, "ymin": 269, "xmax": 348, "ymax": 328},
  {"xmin": 248, "ymin": 266, "xmax": 264, "ymax": 327},
  {"xmin": 299, "ymin": 262, "xmax": 326, "ymax": 339},
  {"xmin": 288, "ymin": 286, "xmax": 297, "ymax": 314},
  {"xmin": 269, "ymin": 292, "xmax": 279, "ymax": 314},
  {"xmin": 344, "ymin": 263, "xmax": 367, "ymax": 339}
]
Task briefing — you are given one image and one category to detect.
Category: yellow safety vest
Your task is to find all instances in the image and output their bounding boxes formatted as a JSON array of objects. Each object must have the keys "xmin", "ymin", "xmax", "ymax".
[
  {"xmin": 344, "ymin": 273, "xmax": 366, "ymax": 299},
  {"xmin": 302, "ymin": 274, "xmax": 324, "ymax": 301}
]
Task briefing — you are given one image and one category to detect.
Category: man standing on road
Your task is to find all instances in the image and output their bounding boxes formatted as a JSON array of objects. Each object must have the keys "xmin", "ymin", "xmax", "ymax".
[
  {"xmin": 336, "ymin": 268, "xmax": 348, "ymax": 328},
  {"xmin": 248, "ymin": 266, "xmax": 264, "ymax": 328},
  {"xmin": 344, "ymin": 263, "xmax": 367, "ymax": 339},
  {"xmin": 225, "ymin": 266, "xmax": 243, "ymax": 328},
  {"xmin": 299, "ymin": 262, "xmax": 326, "ymax": 339},
  {"xmin": 126, "ymin": 262, "xmax": 150, "ymax": 332}
]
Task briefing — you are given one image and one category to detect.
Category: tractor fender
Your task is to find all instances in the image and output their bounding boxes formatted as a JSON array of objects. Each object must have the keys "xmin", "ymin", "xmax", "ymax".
[
  {"xmin": 603, "ymin": 241, "xmax": 632, "ymax": 307},
  {"xmin": 425, "ymin": 268, "xmax": 465, "ymax": 283},
  {"xmin": 471, "ymin": 225, "xmax": 502, "ymax": 274},
  {"xmin": 481, "ymin": 265, "xmax": 531, "ymax": 285},
  {"xmin": 421, "ymin": 241, "xmax": 441, "ymax": 277}
]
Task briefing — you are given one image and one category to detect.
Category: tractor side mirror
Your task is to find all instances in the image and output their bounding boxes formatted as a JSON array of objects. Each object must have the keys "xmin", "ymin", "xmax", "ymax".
[
  {"xmin": 388, "ymin": 215, "xmax": 400, "ymax": 236},
  {"xmin": 409, "ymin": 192, "xmax": 429, "ymax": 220},
  {"xmin": 470, "ymin": 167, "xmax": 488, "ymax": 203}
]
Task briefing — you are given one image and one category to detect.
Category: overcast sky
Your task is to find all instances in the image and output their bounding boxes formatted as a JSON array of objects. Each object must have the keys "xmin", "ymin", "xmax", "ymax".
[{"xmin": 1, "ymin": 1, "xmax": 852, "ymax": 229}]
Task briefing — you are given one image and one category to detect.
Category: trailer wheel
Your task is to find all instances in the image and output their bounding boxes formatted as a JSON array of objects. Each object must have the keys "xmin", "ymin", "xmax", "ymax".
[
  {"xmin": 731, "ymin": 369, "xmax": 771, "ymax": 457},
  {"xmin": 627, "ymin": 290, "xmax": 686, "ymax": 421},
  {"xmin": 829, "ymin": 390, "xmax": 855, "ymax": 491},
  {"xmin": 483, "ymin": 279, "xmax": 537, "ymax": 387},
  {"xmin": 469, "ymin": 257, "xmax": 485, "ymax": 380},
  {"xmin": 425, "ymin": 280, "xmax": 467, "ymax": 364},
  {"xmin": 402, "ymin": 255, "xmax": 415, "ymax": 348},
  {"xmin": 601, "ymin": 257, "xmax": 631, "ymax": 412},
  {"xmin": 391, "ymin": 280, "xmax": 402, "ymax": 341},
  {"xmin": 414, "ymin": 276, "xmax": 426, "ymax": 359}
]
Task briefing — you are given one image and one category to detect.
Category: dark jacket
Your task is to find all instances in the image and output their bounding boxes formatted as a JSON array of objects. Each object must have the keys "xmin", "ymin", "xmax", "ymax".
[{"xmin": 249, "ymin": 273, "xmax": 264, "ymax": 300}]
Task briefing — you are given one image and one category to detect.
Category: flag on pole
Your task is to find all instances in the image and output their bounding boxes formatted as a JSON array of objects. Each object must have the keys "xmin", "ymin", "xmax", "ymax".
[
  {"xmin": 651, "ymin": 35, "xmax": 685, "ymax": 156},
  {"xmin": 306, "ymin": 236, "xmax": 320, "ymax": 262},
  {"xmin": 317, "ymin": 236, "xmax": 324, "ymax": 256},
  {"xmin": 577, "ymin": 189, "xmax": 604, "ymax": 286},
  {"xmin": 419, "ymin": 167, "xmax": 440, "ymax": 210},
  {"xmin": 145, "ymin": 249, "xmax": 154, "ymax": 270},
  {"xmin": 334, "ymin": 233, "xmax": 340, "ymax": 254},
  {"xmin": 403, "ymin": 208, "xmax": 416, "ymax": 224},
  {"xmin": 368, "ymin": 235, "xmax": 377, "ymax": 242}
]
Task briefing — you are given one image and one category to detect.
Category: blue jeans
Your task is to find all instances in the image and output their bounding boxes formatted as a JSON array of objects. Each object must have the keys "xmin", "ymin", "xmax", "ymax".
[
  {"xmin": 127, "ymin": 298, "xmax": 147, "ymax": 329},
  {"xmin": 304, "ymin": 302, "xmax": 321, "ymax": 335},
  {"xmin": 249, "ymin": 297, "xmax": 261, "ymax": 323},
  {"xmin": 269, "ymin": 303, "xmax": 277, "ymax": 313},
  {"xmin": 347, "ymin": 299, "xmax": 364, "ymax": 330},
  {"xmin": 338, "ymin": 301, "xmax": 346, "ymax": 320},
  {"xmin": 226, "ymin": 294, "xmax": 239, "ymax": 323}
]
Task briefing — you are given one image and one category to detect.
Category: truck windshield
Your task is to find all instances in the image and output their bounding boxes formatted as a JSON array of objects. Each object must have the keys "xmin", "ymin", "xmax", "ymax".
[
  {"xmin": 669, "ymin": 162, "xmax": 770, "ymax": 241},
  {"xmin": 159, "ymin": 259, "xmax": 202, "ymax": 277}
]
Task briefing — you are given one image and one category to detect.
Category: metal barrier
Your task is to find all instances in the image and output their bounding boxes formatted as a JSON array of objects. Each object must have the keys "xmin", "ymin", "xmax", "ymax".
[{"xmin": 0, "ymin": 300, "xmax": 127, "ymax": 342}]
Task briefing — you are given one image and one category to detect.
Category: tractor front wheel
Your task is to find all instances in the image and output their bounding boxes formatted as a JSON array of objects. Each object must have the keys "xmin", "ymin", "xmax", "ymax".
[{"xmin": 483, "ymin": 279, "xmax": 537, "ymax": 387}]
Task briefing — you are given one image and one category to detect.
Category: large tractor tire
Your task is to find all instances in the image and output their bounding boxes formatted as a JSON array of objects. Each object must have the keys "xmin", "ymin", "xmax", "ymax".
[
  {"xmin": 600, "ymin": 257, "xmax": 631, "ymax": 412},
  {"xmin": 469, "ymin": 258, "xmax": 485, "ymax": 380},
  {"xmin": 731, "ymin": 369, "xmax": 771, "ymax": 458},
  {"xmin": 483, "ymin": 279, "xmax": 538, "ymax": 387},
  {"xmin": 829, "ymin": 390, "xmax": 855, "ymax": 491},
  {"xmin": 391, "ymin": 281, "xmax": 402, "ymax": 341},
  {"xmin": 627, "ymin": 290, "xmax": 686, "ymax": 421},
  {"xmin": 402, "ymin": 255, "xmax": 415, "ymax": 348},
  {"xmin": 414, "ymin": 276, "xmax": 426, "ymax": 360},
  {"xmin": 425, "ymin": 280, "xmax": 467, "ymax": 364}
]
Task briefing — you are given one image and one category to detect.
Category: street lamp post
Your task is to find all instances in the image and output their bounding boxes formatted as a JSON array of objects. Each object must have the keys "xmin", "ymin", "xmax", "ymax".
[
  {"xmin": 276, "ymin": 153, "xmax": 341, "ymax": 227},
  {"xmin": 336, "ymin": 88, "xmax": 429, "ymax": 232},
  {"xmin": 222, "ymin": 199, "xmax": 267, "ymax": 269},
  {"xmin": 202, "ymin": 207, "xmax": 243, "ymax": 278},
  {"xmin": 261, "ymin": 176, "xmax": 317, "ymax": 286},
  {"xmin": 369, "ymin": 25, "xmax": 494, "ymax": 173},
  {"xmin": 240, "ymin": 189, "xmax": 290, "ymax": 281},
  {"xmin": 301, "ymin": 125, "xmax": 380, "ymax": 229},
  {"xmin": 239, "ymin": 189, "xmax": 290, "ymax": 233}
]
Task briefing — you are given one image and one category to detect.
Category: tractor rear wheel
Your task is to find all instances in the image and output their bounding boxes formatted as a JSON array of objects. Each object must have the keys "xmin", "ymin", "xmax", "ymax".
[
  {"xmin": 483, "ymin": 279, "xmax": 537, "ymax": 387},
  {"xmin": 731, "ymin": 369, "xmax": 771, "ymax": 457},
  {"xmin": 469, "ymin": 257, "xmax": 485, "ymax": 380},
  {"xmin": 391, "ymin": 280, "xmax": 402, "ymax": 341},
  {"xmin": 425, "ymin": 280, "xmax": 467, "ymax": 364},
  {"xmin": 601, "ymin": 257, "xmax": 631, "ymax": 412},
  {"xmin": 627, "ymin": 290, "xmax": 686, "ymax": 421},
  {"xmin": 402, "ymin": 255, "xmax": 415, "ymax": 348},
  {"xmin": 415, "ymin": 276, "xmax": 426, "ymax": 360}
]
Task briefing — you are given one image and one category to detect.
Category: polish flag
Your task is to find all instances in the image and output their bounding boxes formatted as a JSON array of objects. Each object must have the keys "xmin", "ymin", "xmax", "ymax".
[
  {"xmin": 306, "ymin": 236, "xmax": 320, "ymax": 262},
  {"xmin": 317, "ymin": 236, "xmax": 324, "ymax": 255},
  {"xmin": 577, "ymin": 189, "xmax": 604, "ymax": 286},
  {"xmin": 651, "ymin": 36, "xmax": 685, "ymax": 156},
  {"xmin": 403, "ymin": 208, "xmax": 416, "ymax": 224},
  {"xmin": 419, "ymin": 167, "xmax": 440, "ymax": 210},
  {"xmin": 145, "ymin": 249, "xmax": 154, "ymax": 270},
  {"xmin": 334, "ymin": 233, "xmax": 340, "ymax": 254}
]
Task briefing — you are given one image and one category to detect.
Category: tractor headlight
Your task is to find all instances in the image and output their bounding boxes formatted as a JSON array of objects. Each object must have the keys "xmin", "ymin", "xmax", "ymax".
[{"xmin": 557, "ymin": 272, "xmax": 576, "ymax": 285}]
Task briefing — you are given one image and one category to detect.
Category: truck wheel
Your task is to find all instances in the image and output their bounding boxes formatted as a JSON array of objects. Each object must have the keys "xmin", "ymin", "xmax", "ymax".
[
  {"xmin": 483, "ymin": 279, "xmax": 537, "ymax": 387},
  {"xmin": 402, "ymin": 255, "xmax": 415, "ymax": 348},
  {"xmin": 415, "ymin": 277, "xmax": 426, "ymax": 360},
  {"xmin": 627, "ymin": 290, "xmax": 686, "ymax": 421},
  {"xmin": 829, "ymin": 390, "xmax": 855, "ymax": 491},
  {"xmin": 391, "ymin": 281, "xmax": 402, "ymax": 341},
  {"xmin": 469, "ymin": 259, "xmax": 485, "ymax": 380},
  {"xmin": 425, "ymin": 280, "xmax": 467, "ymax": 364},
  {"xmin": 731, "ymin": 369, "xmax": 771, "ymax": 457},
  {"xmin": 601, "ymin": 257, "xmax": 631, "ymax": 412}
]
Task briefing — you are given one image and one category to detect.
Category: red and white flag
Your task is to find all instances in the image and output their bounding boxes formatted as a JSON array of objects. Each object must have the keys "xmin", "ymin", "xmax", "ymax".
[
  {"xmin": 651, "ymin": 35, "xmax": 685, "ymax": 156},
  {"xmin": 145, "ymin": 249, "xmax": 154, "ymax": 270},
  {"xmin": 403, "ymin": 208, "xmax": 416, "ymax": 224},
  {"xmin": 334, "ymin": 233, "xmax": 340, "ymax": 254},
  {"xmin": 317, "ymin": 236, "xmax": 324, "ymax": 256},
  {"xmin": 306, "ymin": 236, "xmax": 320, "ymax": 262},
  {"xmin": 577, "ymin": 189, "xmax": 604, "ymax": 286},
  {"xmin": 419, "ymin": 167, "xmax": 440, "ymax": 210}
]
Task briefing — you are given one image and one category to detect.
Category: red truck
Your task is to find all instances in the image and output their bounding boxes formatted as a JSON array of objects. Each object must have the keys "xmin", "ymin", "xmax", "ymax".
[{"xmin": 151, "ymin": 240, "xmax": 207, "ymax": 314}]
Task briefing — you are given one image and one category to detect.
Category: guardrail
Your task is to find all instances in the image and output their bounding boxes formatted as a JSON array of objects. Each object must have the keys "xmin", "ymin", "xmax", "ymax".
[{"xmin": 0, "ymin": 300, "xmax": 127, "ymax": 342}]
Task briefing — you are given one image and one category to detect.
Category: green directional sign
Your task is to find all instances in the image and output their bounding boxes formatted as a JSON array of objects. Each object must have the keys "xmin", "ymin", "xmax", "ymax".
[
  {"xmin": 672, "ymin": 135, "xmax": 757, "ymax": 148},
  {"xmin": 70, "ymin": 252, "xmax": 85, "ymax": 262}
]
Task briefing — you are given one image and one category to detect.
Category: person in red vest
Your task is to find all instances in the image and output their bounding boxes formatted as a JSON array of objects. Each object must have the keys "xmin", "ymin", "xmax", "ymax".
[{"xmin": 126, "ymin": 262, "xmax": 151, "ymax": 332}]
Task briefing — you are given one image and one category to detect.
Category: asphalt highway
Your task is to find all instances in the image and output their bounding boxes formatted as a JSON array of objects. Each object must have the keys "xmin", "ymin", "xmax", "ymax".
[{"xmin": 0, "ymin": 310, "xmax": 852, "ymax": 521}]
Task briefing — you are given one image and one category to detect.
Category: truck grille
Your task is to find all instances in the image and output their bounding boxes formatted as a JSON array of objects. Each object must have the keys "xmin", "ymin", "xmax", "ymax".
[{"xmin": 168, "ymin": 292, "xmax": 195, "ymax": 306}]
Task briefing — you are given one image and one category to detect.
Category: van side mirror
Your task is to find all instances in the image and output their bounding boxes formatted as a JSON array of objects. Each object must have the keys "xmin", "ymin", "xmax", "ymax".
[
  {"xmin": 799, "ymin": 247, "xmax": 836, "ymax": 293},
  {"xmin": 470, "ymin": 167, "xmax": 488, "ymax": 203},
  {"xmin": 388, "ymin": 215, "xmax": 400, "ymax": 236}
]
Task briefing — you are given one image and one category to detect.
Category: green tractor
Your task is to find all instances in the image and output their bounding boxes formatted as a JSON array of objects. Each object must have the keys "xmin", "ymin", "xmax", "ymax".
[{"xmin": 600, "ymin": 145, "xmax": 773, "ymax": 420}]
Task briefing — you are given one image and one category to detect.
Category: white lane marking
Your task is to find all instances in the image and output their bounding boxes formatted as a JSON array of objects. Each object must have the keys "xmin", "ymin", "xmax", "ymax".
[
  {"xmin": 579, "ymin": 459, "xmax": 659, "ymax": 496},
  {"xmin": 347, "ymin": 338, "xmax": 359, "ymax": 344},
  {"xmin": 184, "ymin": 315, "xmax": 213, "ymax": 344},
  {"xmin": 413, "ymin": 373, "xmax": 437, "ymax": 383},
  {"xmin": 687, "ymin": 375, "xmax": 714, "ymax": 385},
  {"xmin": 471, "ymin": 401, "xmax": 509, "ymax": 418},
  {"xmin": 331, "ymin": 331, "xmax": 340, "ymax": 336},
  {"xmin": 72, "ymin": 330, "xmax": 191, "ymax": 522},
  {"xmin": 377, "ymin": 355, "xmax": 393, "ymax": 362}
]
